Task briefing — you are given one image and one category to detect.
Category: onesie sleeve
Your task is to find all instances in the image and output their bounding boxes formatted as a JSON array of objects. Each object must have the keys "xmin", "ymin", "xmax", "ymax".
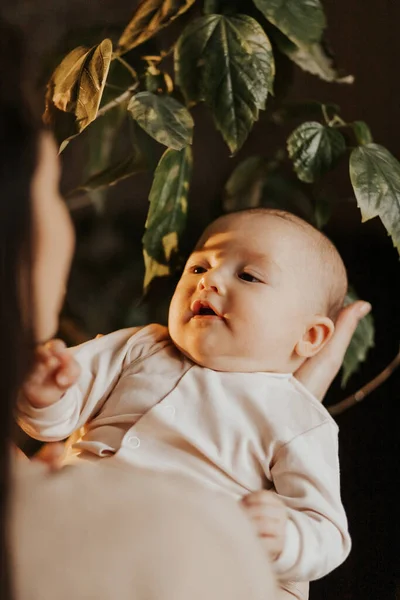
[
  {"xmin": 269, "ymin": 421, "xmax": 351, "ymax": 581},
  {"xmin": 17, "ymin": 325, "xmax": 168, "ymax": 441}
]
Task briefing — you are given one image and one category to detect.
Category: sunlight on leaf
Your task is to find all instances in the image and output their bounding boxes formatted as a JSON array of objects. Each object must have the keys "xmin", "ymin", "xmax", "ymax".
[
  {"xmin": 143, "ymin": 146, "xmax": 192, "ymax": 289},
  {"xmin": 350, "ymin": 143, "xmax": 400, "ymax": 254},
  {"xmin": 44, "ymin": 39, "xmax": 113, "ymax": 149},
  {"xmin": 116, "ymin": 0, "xmax": 196, "ymax": 55},
  {"xmin": 128, "ymin": 91, "xmax": 193, "ymax": 150}
]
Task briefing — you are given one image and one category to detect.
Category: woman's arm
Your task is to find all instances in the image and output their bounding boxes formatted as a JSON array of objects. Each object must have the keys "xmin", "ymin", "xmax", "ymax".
[{"xmin": 295, "ymin": 301, "xmax": 371, "ymax": 400}]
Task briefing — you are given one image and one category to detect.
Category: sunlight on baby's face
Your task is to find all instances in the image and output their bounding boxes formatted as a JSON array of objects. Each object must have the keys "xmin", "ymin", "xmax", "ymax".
[{"xmin": 169, "ymin": 212, "xmax": 319, "ymax": 373}]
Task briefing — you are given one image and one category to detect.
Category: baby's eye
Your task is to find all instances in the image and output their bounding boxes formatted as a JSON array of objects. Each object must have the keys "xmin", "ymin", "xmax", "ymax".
[
  {"xmin": 191, "ymin": 265, "xmax": 207, "ymax": 274},
  {"xmin": 238, "ymin": 272, "xmax": 261, "ymax": 283}
]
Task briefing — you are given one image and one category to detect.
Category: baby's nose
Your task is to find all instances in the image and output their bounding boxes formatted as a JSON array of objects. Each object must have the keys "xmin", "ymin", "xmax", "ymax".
[{"xmin": 198, "ymin": 272, "xmax": 221, "ymax": 293}]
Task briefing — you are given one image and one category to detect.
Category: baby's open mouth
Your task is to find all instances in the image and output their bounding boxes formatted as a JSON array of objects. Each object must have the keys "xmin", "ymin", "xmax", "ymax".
[
  {"xmin": 191, "ymin": 300, "xmax": 222, "ymax": 318},
  {"xmin": 198, "ymin": 306, "xmax": 216, "ymax": 316}
]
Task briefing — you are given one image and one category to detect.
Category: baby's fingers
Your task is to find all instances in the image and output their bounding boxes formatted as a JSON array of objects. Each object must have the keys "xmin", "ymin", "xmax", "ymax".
[
  {"xmin": 54, "ymin": 354, "xmax": 81, "ymax": 389},
  {"xmin": 32, "ymin": 339, "xmax": 67, "ymax": 379},
  {"xmin": 242, "ymin": 490, "xmax": 283, "ymax": 508},
  {"xmin": 33, "ymin": 442, "xmax": 65, "ymax": 470},
  {"xmin": 244, "ymin": 505, "xmax": 282, "ymax": 536}
]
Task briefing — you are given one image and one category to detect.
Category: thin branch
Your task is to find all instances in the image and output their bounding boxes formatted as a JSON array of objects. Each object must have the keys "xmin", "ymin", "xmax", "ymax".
[
  {"xmin": 65, "ymin": 193, "xmax": 95, "ymax": 212},
  {"xmin": 97, "ymin": 83, "xmax": 138, "ymax": 118},
  {"xmin": 105, "ymin": 82, "xmax": 128, "ymax": 92},
  {"xmin": 328, "ymin": 349, "xmax": 400, "ymax": 417},
  {"xmin": 114, "ymin": 55, "xmax": 138, "ymax": 83},
  {"xmin": 321, "ymin": 104, "xmax": 347, "ymax": 128},
  {"xmin": 321, "ymin": 104, "xmax": 330, "ymax": 125}
]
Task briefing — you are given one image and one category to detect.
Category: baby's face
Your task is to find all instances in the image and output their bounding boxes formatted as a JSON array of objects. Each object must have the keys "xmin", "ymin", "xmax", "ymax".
[{"xmin": 168, "ymin": 213, "xmax": 318, "ymax": 372}]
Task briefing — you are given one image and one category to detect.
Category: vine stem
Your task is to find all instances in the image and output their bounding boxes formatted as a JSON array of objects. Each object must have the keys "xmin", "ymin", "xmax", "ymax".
[
  {"xmin": 321, "ymin": 104, "xmax": 348, "ymax": 128},
  {"xmin": 114, "ymin": 55, "xmax": 138, "ymax": 83},
  {"xmin": 328, "ymin": 349, "xmax": 400, "ymax": 417},
  {"xmin": 97, "ymin": 83, "xmax": 139, "ymax": 118}
]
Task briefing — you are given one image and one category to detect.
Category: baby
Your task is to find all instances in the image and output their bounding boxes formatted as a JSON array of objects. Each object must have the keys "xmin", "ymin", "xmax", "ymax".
[{"xmin": 19, "ymin": 208, "xmax": 351, "ymax": 592}]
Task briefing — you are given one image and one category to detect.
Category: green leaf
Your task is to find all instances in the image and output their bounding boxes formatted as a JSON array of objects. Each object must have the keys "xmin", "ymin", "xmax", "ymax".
[
  {"xmin": 43, "ymin": 39, "xmax": 113, "ymax": 149},
  {"xmin": 253, "ymin": 0, "xmax": 326, "ymax": 46},
  {"xmin": 128, "ymin": 92, "xmax": 194, "ymax": 150},
  {"xmin": 223, "ymin": 156, "xmax": 268, "ymax": 211},
  {"xmin": 116, "ymin": 0, "xmax": 196, "ymax": 55},
  {"xmin": 175, "ymin": 14, "xmax": 275, "ymax": 153},
  {"xmin": 342, "ymin": 288, "xmax": 375, "ymax": 387},
  {"xmin": 350, "ymin": 144, "xmax": 400, "ymax": 253},
  {"xmin": 274, "ymin": 33, "xmax": 354, "ymax": 84},
  {"xmin": 352, "ymin": 121, "xmax": 373, "ymax": 146},
  {"xmin": 71, "ymin": 153, "xmax": 147, "ymax": 194},
  {"xmin": 287, "ymin": 121, "xmax": 346, "ymax": 183},
  {"xmin": 143, "ymin": 147, "xmax": 192, "ymax": 289}
]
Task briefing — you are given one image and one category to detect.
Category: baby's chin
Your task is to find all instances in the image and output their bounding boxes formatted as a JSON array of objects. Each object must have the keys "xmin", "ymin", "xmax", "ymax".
[
  {"xmin": 169, "ymin": 336, "xmax": 266, "ymax": 373},
  {"xmin": 169, "ymin": 336, "xmax": 229, "ymax": 370}
]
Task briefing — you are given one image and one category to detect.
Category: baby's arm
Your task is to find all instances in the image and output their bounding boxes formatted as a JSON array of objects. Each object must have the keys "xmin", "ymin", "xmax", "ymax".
[
  {"xmin": 266, "ymin": 421, "xmax": 351, "ymax": 581},
  {"xmin": 18, "ymin": 328, "xmax": 141, "ymax": 442}
]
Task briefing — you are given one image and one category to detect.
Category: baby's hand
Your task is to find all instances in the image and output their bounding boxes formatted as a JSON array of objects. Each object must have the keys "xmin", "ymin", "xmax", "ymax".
[
  {"xmin": 241, "ymin": 490, "xmax": 287, "ymax": 561},
  {"xmin": 22, "ymin": 339, "xmax": 80, "ymax": 408}
]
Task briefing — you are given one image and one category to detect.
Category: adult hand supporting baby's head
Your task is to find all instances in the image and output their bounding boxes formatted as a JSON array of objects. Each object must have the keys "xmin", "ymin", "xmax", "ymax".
[{"xmin": 294, "ymin": 301, "xmax": 372, "ymax": 402}]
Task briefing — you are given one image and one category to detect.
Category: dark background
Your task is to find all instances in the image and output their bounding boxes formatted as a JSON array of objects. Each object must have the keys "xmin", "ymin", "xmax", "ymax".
[{"xmin": 3, "ymin": 1, "xmax": 400, "ymax": 598}]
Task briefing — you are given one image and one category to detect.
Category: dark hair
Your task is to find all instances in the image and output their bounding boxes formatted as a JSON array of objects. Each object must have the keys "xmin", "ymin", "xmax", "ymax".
[{"xmin": 0, "ymin": 19, "xmax": 39, "ymax": 599}]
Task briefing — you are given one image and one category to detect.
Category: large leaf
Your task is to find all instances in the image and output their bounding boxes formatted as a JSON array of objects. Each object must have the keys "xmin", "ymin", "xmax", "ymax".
[
  {"xmin": 342, "ymin": 289, "xmax": 375, "ymax": 387},
  {"xmin": 175, "ymin": 14, "xmax": 275, "ymax": 153},
  {"xmin": 350, "ymin": 144, "xmax": 400, "ymax": 253},
  {"xmin": 44, "ymin": 39, "xmax": 113, "ymax": 150},
  {"xmin": 71, "ymin": 153, "xmax": 147, "ymax": 195},
  {"xmin": 128, "ymin": 92, "xmax": 194, "ymax": 150},
  {"xmin": 287, "ymin": 121, "xmax": 346, "ymax": 183},
  {"xmin": 116, "ymin": 0, "xmax": 196, "ymax": 55},
  {"xmin": 253, "ymin": 0, "xmax": 326, "ymax": 46},
  {"xmin": 143, "ymin": 147, "xmax": 192, "ymax": 289},
  {"xmin": 274, "ymin": 33, "xmax": 354, "ymax": 84}
]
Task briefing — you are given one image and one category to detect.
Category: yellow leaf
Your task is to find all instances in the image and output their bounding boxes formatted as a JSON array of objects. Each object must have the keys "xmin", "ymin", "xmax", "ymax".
[
  {"xmin": 143, "ymin": 249, "xmax": 170, "ymax": 290},
  {"xmin": 116, "ymin": 0, "xmax": 196, "ymax": 55},
  {"xmin": 44, "ymin": 39, "xmax": 113, "ymax": 146},
  {"xmin": 162, "ymin": 231, "xmax": 179, "ymax": 261}
]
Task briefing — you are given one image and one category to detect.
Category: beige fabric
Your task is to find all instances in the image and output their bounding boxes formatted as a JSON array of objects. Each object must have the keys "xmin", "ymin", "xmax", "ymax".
[
  {"xmin": 280, "ymin": 581, "xmax": 309, "ymax": 600},
  {"xmin": 18, "ymin": 324, "xmax": 350, "ymax": 582},
  {"xmin": 11, "ymin": 459, "xmax": 281, "ymax": 600}
]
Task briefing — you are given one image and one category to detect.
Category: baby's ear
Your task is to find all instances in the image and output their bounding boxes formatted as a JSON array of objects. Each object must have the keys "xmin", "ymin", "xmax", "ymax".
[{"xmin": 295, "ymin": 316, "xmax": 335, "ymax": 358}]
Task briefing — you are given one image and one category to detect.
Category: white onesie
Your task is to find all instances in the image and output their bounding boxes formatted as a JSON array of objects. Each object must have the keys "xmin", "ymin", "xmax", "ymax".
[{"xmin": 18, "ymin": 323, "xmax": 351, "ymax": 582}]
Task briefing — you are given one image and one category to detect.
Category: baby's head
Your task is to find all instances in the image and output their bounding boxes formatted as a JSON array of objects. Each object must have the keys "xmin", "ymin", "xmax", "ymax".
[{"xmin": 168, "ymin": 209, "xmax": 347, "ymax": 373}]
